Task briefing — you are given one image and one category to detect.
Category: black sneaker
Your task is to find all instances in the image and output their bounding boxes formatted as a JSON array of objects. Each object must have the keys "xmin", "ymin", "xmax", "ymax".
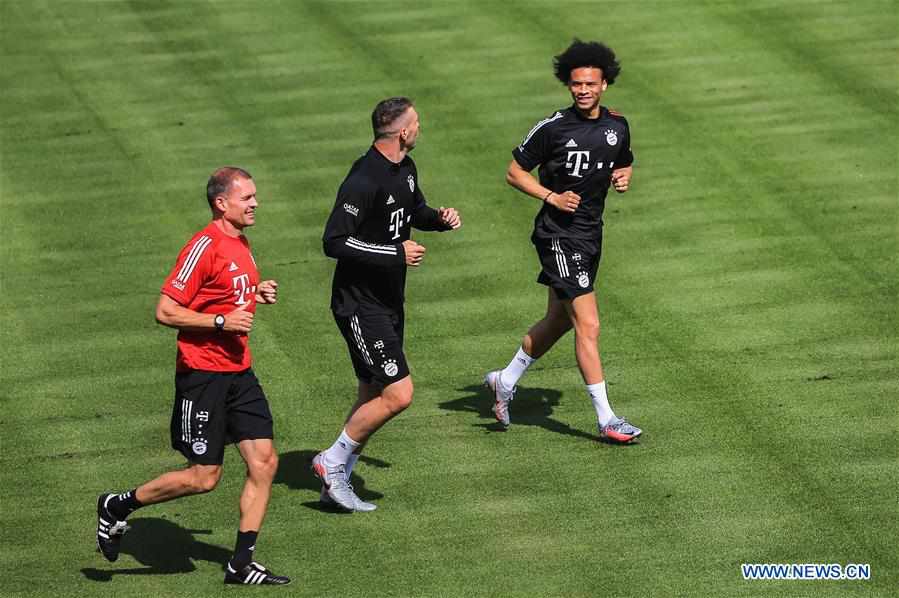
[
  {"xmin": 224, "ymin": 561, "xmax": 291, "ymax": 585},
  {"xmin": 96, "ymin": 493, "xmax": 129, "ymax": 562}
]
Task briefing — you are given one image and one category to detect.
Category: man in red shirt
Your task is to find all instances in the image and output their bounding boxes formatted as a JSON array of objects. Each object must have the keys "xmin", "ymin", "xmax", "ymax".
[{"xmin": 95, "ymin": 167, "xmax": 290, "ymax": 586}]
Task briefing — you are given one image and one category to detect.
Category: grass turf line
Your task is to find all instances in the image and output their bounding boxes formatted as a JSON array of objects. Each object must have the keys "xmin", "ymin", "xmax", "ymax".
[{"xmin": 1, "ymin": 1, "xmax": 896, "ymax": 596}]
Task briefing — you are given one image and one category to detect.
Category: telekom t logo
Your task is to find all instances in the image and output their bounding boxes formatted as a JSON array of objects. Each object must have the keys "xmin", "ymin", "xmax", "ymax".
[
  {"xmin": 232, "ymin": 273, "xmax": 254, "ymax": 305},
  {"xmin": 566, "ymin": 150, "xmax": 591, "ymax": 177},
  {"xmin": 389, "ymin": 208, "xmax": 405, "ymax": 240}
]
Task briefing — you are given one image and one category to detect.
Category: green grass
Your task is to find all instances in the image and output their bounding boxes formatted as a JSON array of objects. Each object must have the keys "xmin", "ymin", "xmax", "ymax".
[{"xmin": 1, "ymin": 1, "xmax": 896, "ymax": 597}]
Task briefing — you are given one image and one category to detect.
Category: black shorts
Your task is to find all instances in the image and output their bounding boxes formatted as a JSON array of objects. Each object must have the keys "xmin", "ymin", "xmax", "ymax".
[
  {"xmin": 169, "ymin": 368, "xmax": 274, "ymax": 465},
  {"xmin": 334, "ymin": 310, "xmax": 410, "ymax": 386},
  {"xmin": 534, "ymin": 236, "xmax": 602, "ymax": 300}
]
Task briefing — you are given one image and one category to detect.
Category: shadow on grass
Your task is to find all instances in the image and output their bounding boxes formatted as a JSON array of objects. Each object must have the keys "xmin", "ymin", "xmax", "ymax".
[
  {"xmin": 81, "ymin": 517, "xmax": 230, "ymax": 581},
  {"xmin": 273, "ymin": 449, "xmax": 388, "ymax": 511},
  {"xmin": 441, "ymin": 384, "xmax": 600, "ymax": 442}
]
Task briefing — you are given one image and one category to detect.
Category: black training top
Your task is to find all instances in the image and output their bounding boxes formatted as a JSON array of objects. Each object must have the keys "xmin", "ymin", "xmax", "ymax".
[
  {"xmin": 323, "ymin": 146, "xmax": 449, "ymax": 317},
  {"xmin": 512, "ymin": 105, "xmax": 634, "ymax": 242}
]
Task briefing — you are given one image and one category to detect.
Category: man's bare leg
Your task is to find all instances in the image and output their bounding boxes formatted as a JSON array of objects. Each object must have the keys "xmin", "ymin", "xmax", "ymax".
[
  {"xmin": 562, "ymin": 292, "xmax": 604, "ymax": 385},
  {"xmin": 236, "ymin": 439, "xmax": 278, "ymax": 532},
  {"xmin": 313, "ymin": 377, "xmax": 413, "ymax": 511},
  {"xmin": 98, "ymin": 463, "xmax": 223, "ymax": 562},
  {"xmin": 485, "ymin": 289, "xmax": 573, "ymax": 426},
  {"xmin": 497, "ymin": 288, "xmax": 573, "ymax": 390},
  {"xmin": 563, "ymin": 292, "xmax": 641, "ymax": 441},
  {"xmin": 222, "ymin": 439, "xmax": 279, "ymax": 573},
  {"xmin": 339, "ymin": 381, "xmax": 380, "ymax": 476}
]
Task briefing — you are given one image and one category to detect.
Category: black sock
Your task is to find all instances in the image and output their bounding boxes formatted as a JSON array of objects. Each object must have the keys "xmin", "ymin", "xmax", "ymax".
[
  {"xmin": 107, "ymin": 489, "xmax": 143, "ymax": 520},
  {"xmin": 230, "ymin": 530, "xmax": 258, "ymax": 570}
]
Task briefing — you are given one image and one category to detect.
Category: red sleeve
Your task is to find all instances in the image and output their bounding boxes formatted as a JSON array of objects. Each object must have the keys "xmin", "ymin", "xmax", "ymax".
[{"xmin": 161, "ymin": 233, "xmax": 215, "ymax": 306}]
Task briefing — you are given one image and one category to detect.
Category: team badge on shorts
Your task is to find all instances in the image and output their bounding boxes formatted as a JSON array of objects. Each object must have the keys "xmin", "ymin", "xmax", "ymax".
[
  {"xmin": 605, "ymin": 129, "xmax": 618, "ymax": 146},
  {"xmin": 192, "ymin": 440, "xmax": 208, "ymax": 455},
  {"xmin": 407, "ymin": 175, "xmax": 415, "ymax": 193},
  {"xmin": 383, "ymin": 359, "xmax": 399, "ymax": 377},
  {"xmin": 578, "ymin": 272, "xmax": 590, "ymax": 288}
]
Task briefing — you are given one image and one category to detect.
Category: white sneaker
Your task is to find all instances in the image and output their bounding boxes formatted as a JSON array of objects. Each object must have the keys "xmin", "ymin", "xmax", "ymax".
[
  {"xmin": 484, "ymin": 370, "xmax": 514, "ymax": 428},
  {"xmin": 312, "ymin": 453, "xmax": 377, "ymax": 512}
]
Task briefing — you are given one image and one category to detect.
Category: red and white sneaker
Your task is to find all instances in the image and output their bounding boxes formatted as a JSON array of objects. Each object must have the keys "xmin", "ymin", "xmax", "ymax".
[
  {"xmin": 484, "ymin": 370, "xmax": 514, "ymax": 428},
  {"xmin": 599, "ymin": 417, "xmax": 642, "ymax": 443}
]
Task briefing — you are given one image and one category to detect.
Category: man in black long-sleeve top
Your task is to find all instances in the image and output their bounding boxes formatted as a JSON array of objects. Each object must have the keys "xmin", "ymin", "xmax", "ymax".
[{"xmin": 315, "ymin": 97, "xmax": 461, "ymax": 511}]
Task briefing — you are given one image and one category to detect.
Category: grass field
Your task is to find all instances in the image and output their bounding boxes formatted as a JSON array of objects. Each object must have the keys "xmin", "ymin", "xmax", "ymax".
[{"xmin": 1, "ymin": 1, "xmax": 896, "ymax": 596}]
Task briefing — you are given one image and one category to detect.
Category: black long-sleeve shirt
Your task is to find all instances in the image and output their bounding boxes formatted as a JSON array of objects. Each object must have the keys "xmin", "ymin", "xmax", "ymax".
[{"xmin": 323, "ymin": 146, "xmax": 449, "ymax": 317}]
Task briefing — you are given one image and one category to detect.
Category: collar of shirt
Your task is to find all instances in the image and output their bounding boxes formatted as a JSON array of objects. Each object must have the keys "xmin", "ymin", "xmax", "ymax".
[
  {"xmin": 368, "ymin": 145, "xmax": 408, "ymax": 173},
  {"xmin": 569, "ymin": 105, "xmax": 608, "ymax": 122}
]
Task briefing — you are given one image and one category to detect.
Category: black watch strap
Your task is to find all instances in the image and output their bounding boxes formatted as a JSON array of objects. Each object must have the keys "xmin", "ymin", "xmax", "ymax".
[{"xmin": 214, "ymin": 314, "xmax": 226, "ymax": 331}]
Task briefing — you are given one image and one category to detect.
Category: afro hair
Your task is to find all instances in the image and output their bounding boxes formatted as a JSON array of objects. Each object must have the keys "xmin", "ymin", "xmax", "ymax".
[{"xmin": 553, "ymin": 39, "xmax": 621, "ymax": 85}]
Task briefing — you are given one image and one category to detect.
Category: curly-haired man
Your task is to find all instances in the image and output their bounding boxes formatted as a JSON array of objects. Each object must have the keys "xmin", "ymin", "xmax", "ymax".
[{"xmin": 484, "ymin": 40, "xmax": 643, "ymax": 443}]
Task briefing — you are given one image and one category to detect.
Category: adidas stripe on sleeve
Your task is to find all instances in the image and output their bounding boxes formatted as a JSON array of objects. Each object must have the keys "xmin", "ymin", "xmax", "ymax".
[
  {"xmin": 162, "ymin": 234, "xmax": 214, "ymax": 305},
  {"xmin": 322, "ymin": 180, "xmax": 405, "ymax": 267},
  {"xmin": 513, "ymin": 111, "xmax": 562, "ymax": 171}
]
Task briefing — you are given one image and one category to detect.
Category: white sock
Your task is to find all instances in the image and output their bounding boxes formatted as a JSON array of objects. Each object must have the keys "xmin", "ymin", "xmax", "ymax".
[
  {"xmin": 587, "ymin": 381, "xmax": 617, "ymax": 427},
  {"xmin": 345, "ymin": 453, "xmax": 360, "ymax": 478},
  {"xmin": 499, "ymin": 347, "xmax": 536, "ymax": 390},
  {"xmin": 323, "ymin": 428, "xmax": 360, "ymax": 467}
]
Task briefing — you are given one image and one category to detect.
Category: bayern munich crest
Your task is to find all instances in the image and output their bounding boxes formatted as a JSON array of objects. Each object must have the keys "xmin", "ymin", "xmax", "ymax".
[
  {"xmin": 407, "ymin": 174, "xmax": 415, "ymax": 192},
  {"xmin": 605, "ymin": 129, "xmax": 618, "ymax": 146},
  {"xmin": 578, "ymin": 273, "xmax": 590, "ymax": 288},
  {"xmin": 192, "ymin": 440, "xmax": 207, "ymax": 455},
  {"xmin": 383, "ymin": 360, "xmax": 399, "ymax": 377}
]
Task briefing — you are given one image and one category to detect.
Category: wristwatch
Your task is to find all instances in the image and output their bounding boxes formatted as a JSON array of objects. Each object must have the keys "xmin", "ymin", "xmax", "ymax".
[{"xmin": 214, "ymin": 314, "xmax": 225, "ymax": 332}]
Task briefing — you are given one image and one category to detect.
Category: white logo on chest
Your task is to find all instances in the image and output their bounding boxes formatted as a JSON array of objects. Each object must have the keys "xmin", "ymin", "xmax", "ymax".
[
  {"xmin": 566, "ymin": 150, "xmax": 591, "ymax": 178},
  {"xmin": 407, "ymin": 175, "xmax": 415, "ymax": 193},
  {"xmin": 605, "ymin": 129, "xmax": 618, "ymax": 146},
  {"xmin": 232, "ymin": 273, "xmax": 256, "ymax": 305},
  {"xmin": 389, "ymin": 208, "xmax": 405, "ymax": 240}
]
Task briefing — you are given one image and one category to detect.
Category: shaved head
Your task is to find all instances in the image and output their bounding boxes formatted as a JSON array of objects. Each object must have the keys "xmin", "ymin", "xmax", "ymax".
[{"xmin": 371, "ymin": 97, "xmax": 414, "ymax": 140}]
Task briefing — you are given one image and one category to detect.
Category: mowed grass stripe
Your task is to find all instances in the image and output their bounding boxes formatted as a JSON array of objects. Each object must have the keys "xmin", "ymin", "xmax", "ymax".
[
  {"xmin": 0, "ymin": 4, "xmax": 289, "ymax": 596},
  {"xmin": 1, "ymin": 1, "xmax": 896, "ymax": 597},
  {"xmin": 717, "ymin": 1, "xmax": 897, "ymax": 119},
  {"xmin": 254, "ymin": 3, "xmax": 667, "ymax": 596},
  {"xmin": 496, "ymin": 0, "xmax": 896, "ymax": 592}
]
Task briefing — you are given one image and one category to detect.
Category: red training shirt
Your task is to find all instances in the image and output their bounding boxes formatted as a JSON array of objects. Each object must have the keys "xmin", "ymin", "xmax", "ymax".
[{"xmin": 161, "ymin": 221, "xmax": 259, "ymax": 372}]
